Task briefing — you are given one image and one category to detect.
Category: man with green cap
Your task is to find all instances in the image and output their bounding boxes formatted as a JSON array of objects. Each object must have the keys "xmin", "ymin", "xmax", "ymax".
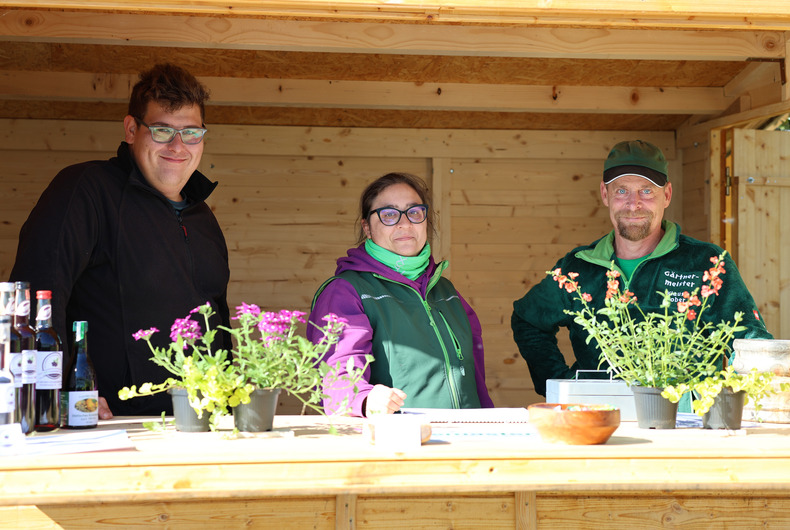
[{"xmin": 511, "ymin": 140, "xmax": 772, "ymax": 407}]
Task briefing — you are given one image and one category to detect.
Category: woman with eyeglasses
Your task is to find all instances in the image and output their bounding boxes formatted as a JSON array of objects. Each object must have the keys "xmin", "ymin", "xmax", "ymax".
[{"xmin": 308, "ymin": 172, "xmax": 494, "ymax": 417}]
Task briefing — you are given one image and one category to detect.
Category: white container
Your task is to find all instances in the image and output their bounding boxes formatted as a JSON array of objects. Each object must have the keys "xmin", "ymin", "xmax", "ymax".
[{"xmin": 546, "ymin": 379, "xmax": 636, "ymax": 421}]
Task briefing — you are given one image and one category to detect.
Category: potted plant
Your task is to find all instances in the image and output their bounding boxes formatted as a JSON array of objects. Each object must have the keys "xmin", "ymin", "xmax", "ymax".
[
  {"xmin": 118, "ymin": 303, "xmax": 252, "ymax": 431},
  {"xmin": 662, "ymin": 366, "xmax": 787, "ymax": 429},
  {"xmin": 551, "ymin": 251, "xmax": 746, "ymax": 429},
  {"xmin": 118, "ymin": 302, "xmax": 369, "ymax": 432},
  {"xmin": 224, "ymin": 304, "xmax": 370, "ymax": 432}
]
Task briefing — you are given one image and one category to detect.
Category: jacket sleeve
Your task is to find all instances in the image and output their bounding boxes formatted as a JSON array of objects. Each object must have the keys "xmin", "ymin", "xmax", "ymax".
[
  {"xmin": 511, "ymin": 271, "xmax": 577, "ymax": 397},
  {"xmin": 307, "ymin": 278, "xmax": 374, "ymax": 417},
  {"xmin": 10, "ymin": 166, "xmax": 100, "ymax": 360},
  {"xmin": 456, "ymin": 291, "xmax": 495, "ymax": 408}
]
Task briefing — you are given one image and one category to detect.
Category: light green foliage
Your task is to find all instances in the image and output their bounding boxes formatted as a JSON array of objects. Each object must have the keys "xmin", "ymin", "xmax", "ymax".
[{"xmin": 662, "ymin": 366, "xmax": 789, "ymax": 416}]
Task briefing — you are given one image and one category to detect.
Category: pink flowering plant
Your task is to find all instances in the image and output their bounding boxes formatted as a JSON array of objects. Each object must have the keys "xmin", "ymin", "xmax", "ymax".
[
  {"xmin": 228, "ymin": 304, "xmax": 370, "ymax": 416},
  {"xmin": 552, "ymin": 251, "xmax": 745, "ymax": 389},
  {"xmin": 119, "ymin": 302, "xmax": 368, "ymax": 430}
]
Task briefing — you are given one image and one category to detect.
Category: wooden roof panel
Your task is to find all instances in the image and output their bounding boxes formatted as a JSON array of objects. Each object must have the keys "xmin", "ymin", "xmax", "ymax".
[
  {"xmin": 2, "ymin": 42, "xmax": 751, "ymax": 88},
  {"xmin": 0, "ymin": 5, "xmax": 785, "ymax": 131}
]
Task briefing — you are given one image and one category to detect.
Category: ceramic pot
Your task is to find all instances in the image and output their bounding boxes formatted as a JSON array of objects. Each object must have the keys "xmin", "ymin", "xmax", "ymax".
[
  {"xmin": 702, "ymin": 388, "xmax": 746, "ymax": 430},
  {"xmin": 233, "ymin": 388, "xmax": 281, "ymax": 432},
  {"xmin": 631, "ymin": 386, "xmax": 678, "ymax": 429},
  {"xmin": 168, "ymin": 387, "xmax": 211, "ymax": 432}
]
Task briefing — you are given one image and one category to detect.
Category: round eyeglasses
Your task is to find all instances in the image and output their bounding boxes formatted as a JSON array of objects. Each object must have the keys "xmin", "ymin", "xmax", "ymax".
[
  {"xmin": 368, "ymin": 204, "xmax": 428, "ymax": 226},
  {"xmin": 136, "ymin": 119, "xmax": 208, "ymax": 145}
]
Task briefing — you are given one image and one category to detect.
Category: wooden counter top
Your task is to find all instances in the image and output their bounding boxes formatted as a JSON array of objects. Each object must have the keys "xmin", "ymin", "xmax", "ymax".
[
  {"xmin": 4, "ymin": 416, "xmax": 790, "ymax": 499},
  {"xmin": 4, "ymin": 415, "xmax": 790, "ymax": 528}
]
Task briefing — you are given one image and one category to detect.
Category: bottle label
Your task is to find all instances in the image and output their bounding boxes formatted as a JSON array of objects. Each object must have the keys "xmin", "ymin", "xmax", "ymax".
[
  {"xmin": 20, "ymin": 351, "xmax": 36, "ymax": 385},
  {"xmin": 10, "ymin": 353, "xmax": 21, "ymax": 388},
  {"xmin": 0, "ymin": 382, "xmax": 13, "ymax": 414},
  {"xmin": 0, "ymin": 423, "xmax": 24, "ymax": 454},
  {"xmin": 36, "ymin": 305, "xmax": 52, "ymax": 322},
  {"xmin": 35, "ymin": 350, "xmax": 62, "ymax": 390},
  {"xmin": 64, "ymin": 390, "xmax": 98, "ymax": 427},
  {"xmin": 15, "ymin": 300, "xmax": 30, "ymax": 317}
]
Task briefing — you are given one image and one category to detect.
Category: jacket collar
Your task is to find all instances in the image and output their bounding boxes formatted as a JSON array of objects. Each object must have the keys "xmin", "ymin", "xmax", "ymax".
[
  {"xmin": 335, "ymin": 244, "xmax": 445, "ymax": 294},
  {"xmin": 577, "ymin": 220, "xmax": 680, "ymax": 268}
]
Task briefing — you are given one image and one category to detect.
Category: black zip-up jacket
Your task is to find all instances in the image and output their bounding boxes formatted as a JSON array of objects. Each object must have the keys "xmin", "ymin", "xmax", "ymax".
[{"xmin": 10, "ymin": 142, "xmax": 230, "ymax": 415}]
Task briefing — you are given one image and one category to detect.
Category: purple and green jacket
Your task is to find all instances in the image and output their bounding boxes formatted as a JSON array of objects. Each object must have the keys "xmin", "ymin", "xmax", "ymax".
[{"xmin": 308, "ymin": 244, "xmax": 494, "ymax": 416}]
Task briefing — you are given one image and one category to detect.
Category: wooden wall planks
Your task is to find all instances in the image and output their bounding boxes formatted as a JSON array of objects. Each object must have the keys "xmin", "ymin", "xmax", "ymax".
[{"xmin": 0, "ymin": 120, "xmax": 676, "ymax": 409}]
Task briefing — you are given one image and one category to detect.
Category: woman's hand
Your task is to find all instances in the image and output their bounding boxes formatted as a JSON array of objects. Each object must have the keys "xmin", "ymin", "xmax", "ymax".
[{"xmin": 364, "ymin": 384, "xmax": 407, "ymax": 416}]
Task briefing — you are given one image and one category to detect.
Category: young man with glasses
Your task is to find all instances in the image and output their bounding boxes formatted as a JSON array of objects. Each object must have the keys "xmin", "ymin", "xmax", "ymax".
[
  {"xmin": 10, "ymin": 64, "xmax": 230, "ymax": 419},
  {"xmin": 308, "ymin": 172, "xmax": 494, "ymax": 417}
]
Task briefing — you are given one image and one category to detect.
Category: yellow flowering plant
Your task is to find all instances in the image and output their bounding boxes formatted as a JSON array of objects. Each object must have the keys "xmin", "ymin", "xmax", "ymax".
[{"xmin": 119, "ymin": 302, "xmax": 370, "ymax": 431}]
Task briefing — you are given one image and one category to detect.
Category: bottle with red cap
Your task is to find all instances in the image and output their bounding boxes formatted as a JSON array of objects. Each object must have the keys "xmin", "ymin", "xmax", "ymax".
[{"xmin": 34, "ymin": 290, "xmax": 61, "ymax": 432}]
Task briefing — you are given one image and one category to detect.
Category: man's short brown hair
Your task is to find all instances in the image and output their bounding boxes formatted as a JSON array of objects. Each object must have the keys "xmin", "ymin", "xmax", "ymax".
[{"xmin": 128, "ymin": 64, "xmax": 210, "ymax": 123}]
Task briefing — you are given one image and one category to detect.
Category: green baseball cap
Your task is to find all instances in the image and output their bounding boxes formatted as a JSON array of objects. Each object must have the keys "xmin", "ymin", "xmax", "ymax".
[{"xmin": 603, "ymin": 140, "xmax": 668, "ymax": 187}]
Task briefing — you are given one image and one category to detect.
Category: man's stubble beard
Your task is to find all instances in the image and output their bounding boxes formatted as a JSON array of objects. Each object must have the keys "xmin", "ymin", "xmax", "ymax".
[{"xmin": 615, "ymin": 211, "xmax": 653, "ymax": 242}]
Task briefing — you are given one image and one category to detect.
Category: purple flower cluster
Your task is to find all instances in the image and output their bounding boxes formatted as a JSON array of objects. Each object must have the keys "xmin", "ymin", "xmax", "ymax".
[
  {"xmin": 322, "ymin": 313, "xmax": 348, "ymax": 325},
  {"xmin": 256, "ymin": 310, "xmax": 307, "ymax": 346},
  {"xmin": 233, "ymin": 302, "xmax": 261, "ymax": 320},
  {"xmin": 132, "ymin": 327, "xmax": 159, "ymax": 341},
  {"xmin": 189, "ymin": 301, "xmax": 212, "ymax": 315},
  {"xmin": 170, "ymin": 317, "xmax": 203, "ymax": 344}
]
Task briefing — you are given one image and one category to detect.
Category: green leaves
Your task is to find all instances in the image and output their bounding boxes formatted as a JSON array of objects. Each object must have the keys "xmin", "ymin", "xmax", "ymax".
[
  {"xmin": 664, "ymin": 366, "xmax": 787, "ymax": 416},
  {"xmin": 555, "ymin": 251, "xmax": 745, "ymax": 390}
]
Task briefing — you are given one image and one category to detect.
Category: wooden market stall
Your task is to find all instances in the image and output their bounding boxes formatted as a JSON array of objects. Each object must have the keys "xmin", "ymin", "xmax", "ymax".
[{"xmin": 2, "ymin": 0, "xmax": 790, "ymax": 410}]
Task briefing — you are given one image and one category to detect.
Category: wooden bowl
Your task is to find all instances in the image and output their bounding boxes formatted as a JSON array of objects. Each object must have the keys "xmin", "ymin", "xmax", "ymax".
[{"xmin": 528, "ymin": 403, "xmax": 620, "ymax": 445}]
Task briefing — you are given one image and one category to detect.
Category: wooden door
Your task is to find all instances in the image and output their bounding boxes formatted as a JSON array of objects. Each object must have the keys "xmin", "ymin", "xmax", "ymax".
[{"xmin": 728, "ymin": 129, "xmax": 790, "ymax": 339}]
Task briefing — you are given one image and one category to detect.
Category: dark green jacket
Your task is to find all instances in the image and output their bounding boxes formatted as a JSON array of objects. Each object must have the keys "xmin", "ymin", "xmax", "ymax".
[
  {"xmin": 512, "ymin": 221, "xmax": 772, "ymax": 400},
  {"xmin": 337, "ymin": 268, "xmax": 482, "ymax": 410}
]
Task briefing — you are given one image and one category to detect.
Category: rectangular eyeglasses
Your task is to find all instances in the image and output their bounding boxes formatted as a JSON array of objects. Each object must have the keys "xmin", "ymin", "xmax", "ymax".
[
  {"xmin": 136, "ymin": 118, "xmax": 208, "ymax": 145},
  {"xmin": 368, "ymin": 204, "xmax": 428, "ymax": 226}
]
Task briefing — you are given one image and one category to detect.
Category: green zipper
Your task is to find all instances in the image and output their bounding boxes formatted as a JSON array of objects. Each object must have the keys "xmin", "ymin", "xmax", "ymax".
[
  {"xmin": 373, "ymin": 273, "xmax": 461, "ymax": 409},
  {"xmin": 438, "ymin": 311, "xmax": 465, "ymax": 374}
]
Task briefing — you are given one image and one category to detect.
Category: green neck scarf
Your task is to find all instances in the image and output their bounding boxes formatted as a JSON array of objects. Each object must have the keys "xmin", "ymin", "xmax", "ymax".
[{"xmin": 365, "ymin": 239, "xmax": 431, "ymax": 280}]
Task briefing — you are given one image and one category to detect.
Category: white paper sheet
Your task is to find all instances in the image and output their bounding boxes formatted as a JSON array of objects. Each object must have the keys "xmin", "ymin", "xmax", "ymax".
[
  {"xmin": 6, "ymin": 429, "xmax": 136, "ymax": 457},
  {"xmin": 400, "ymin": 407, "xmax": 530, "ymax": 423}
]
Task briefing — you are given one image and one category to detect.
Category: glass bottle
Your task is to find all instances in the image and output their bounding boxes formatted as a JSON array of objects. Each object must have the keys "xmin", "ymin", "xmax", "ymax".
[
  {"xmin": 34, "ymin": 290, "xmax": 62, "ymax": 432},
  {"xmin": 11, "ymin": 282, "xmax": 36, "ymax": 434},
  {"xmin": 61, "ymin": 321, "xmax": 98, "ymax": 429},
  {"xmin": 0, "ymin": 316, "xmax": 15, "ymax": 425}
]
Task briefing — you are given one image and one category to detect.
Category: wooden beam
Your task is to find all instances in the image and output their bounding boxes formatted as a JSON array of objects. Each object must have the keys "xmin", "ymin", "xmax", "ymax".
[
  {"xmin": 0, "ymin": 118, "xmax": 676, "ymax": 159},
  {"xmin": 784, "ymin": 32, "xmax": 790, "ymax": 102},
  {"xmin": 4, "ymin": 1, "xmax": 790, "ymax": 31},
  {"xmin": 723, "ymin": 62, "xmax": 782, "ymax": 98},
  {"xmin": 0, "ymin": 10, "xmax": 784, "ymax": 60},
  {"xmin": 677, "ymin": 98, "xmax": 790, "ymax": 143},
  {"xmin": 0, "ymin": 71, "xmax": 734, "ymax": 114}
]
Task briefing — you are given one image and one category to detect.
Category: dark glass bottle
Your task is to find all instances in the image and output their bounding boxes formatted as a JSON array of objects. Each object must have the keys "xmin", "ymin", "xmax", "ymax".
[
  {"xmin": 61, "ymin": 321, "xmax": 98, "ymax": 429},
  {"xmin": 34, "ymin": 290, "xmax": 62, "ymax": 432},
  {"xmin": 11, "ymin": 282, "xmax": 36, "ymax": 434},
  {"xmin": 0, "ymin": 315, "xmax": 15, "ymax": 426}
]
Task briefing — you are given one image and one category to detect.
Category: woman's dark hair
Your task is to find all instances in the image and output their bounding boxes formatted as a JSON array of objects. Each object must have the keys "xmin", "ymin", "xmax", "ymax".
[
  {"xmin": 128, "ymin": 63, "xmax": 210, "ymax": 123},
  {"xmin": 357, "ymin": 172, "xmax": 436, "ymax": 244}
]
